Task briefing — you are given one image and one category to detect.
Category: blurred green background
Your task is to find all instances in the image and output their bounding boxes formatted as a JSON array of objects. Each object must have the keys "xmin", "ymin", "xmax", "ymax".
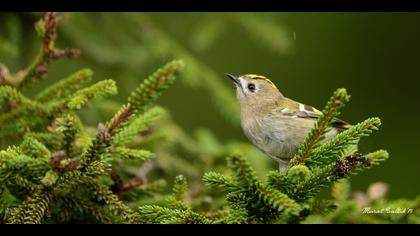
[{"xmin": 1, "ymin": 12, "xmax": 419, "ymax": 199}]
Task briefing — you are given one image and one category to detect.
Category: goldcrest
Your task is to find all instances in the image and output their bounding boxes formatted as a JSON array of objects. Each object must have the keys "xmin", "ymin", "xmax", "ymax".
[{"xmin": 226, "ymin": 74, "xmax": 351, "ymax": 172}]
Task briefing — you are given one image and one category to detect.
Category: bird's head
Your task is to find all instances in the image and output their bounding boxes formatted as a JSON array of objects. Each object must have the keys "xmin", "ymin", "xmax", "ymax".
[{"xmin": 226, "ymin": 73, "xmax": 283, "ymax": 109}]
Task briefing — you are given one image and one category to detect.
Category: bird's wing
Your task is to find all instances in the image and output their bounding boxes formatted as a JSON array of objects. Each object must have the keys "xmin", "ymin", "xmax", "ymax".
[{"xmin": 274, "ymin": 98, "xmax": 352, "ymax": 131}]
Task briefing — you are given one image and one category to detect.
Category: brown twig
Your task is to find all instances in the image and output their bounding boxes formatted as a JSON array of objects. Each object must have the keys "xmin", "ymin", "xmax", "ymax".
[
  {"xmin": 0, "ymin": 12, "xmax": 80, "ymax": 88},
  {"xmin": 49, "ymin": 150, "xmax": 80, "ymax": 172},
  {"xmin": 111, "ymin": 161, "xmax": 156, "ymax": 198}
]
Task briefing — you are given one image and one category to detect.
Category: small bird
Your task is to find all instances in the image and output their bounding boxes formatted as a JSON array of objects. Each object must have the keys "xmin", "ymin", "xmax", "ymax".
[{"xmin": 226, "ymin": 73, "xmax": 352, "ymax": 172}]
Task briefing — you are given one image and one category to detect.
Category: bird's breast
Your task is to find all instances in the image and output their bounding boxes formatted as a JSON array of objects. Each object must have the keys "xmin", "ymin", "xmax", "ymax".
[{"xmin": 240, "ymin": 112, "xmax": 318, "ymax": 160}]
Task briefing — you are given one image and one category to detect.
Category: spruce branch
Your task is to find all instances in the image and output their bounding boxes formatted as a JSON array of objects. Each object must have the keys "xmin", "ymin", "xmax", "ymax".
[
  {"xmin": 0, "ymin": 149, "xmax": 49, "ymax": 184},
  {"xmin": 112, "ymin": 106, "xmax": 165, "ymax": 146},
  {"xmin": 137, "ymin": 205, "xmax": 178, "ymax": 223},
  {"xmin": 291, "ymin": 88, "xmax": 350, "ymax": 165},
  {"xmin": 107, "ymin": 59, "xmax": 184, "ymax": 135},
  {"xmin": 80, "ymin": 123, "xmax": 112, "ymax": 168},
  {"xmin": 364, "ymin": 149, "xmax": 389, "ymax": 166},
  {"xmin": 0, "ymin": 86, "xmax": 47, "ymax": 138},
  {"xmin": 203, "ymin": 172, "xmax": 239, "ymax": 191},
  {"xmin": 0, "ymin": 12, "xmax": 80, "ymax": 88},
  {"xmin": 24, "ymin": 131, "xmax": 65, "ymax": 151},
  {"xmin": 75, "ymin": 60, "xmax": 183, "ymax": 178},
  {"xmin": 55, "ymin": 114, "xmax": 78, "ymax": 156},
  {"xmin": 266, "ymin": 171, "xmax": 289, "ymax": 192},
  {"xmin": 255, "ymin": 183, "xmax": 302, "ymax": 217},
  {"xmin": 308, "ymin": 118, "xmax": 381, "ymax": 166},
  {"xmin": 227, "ymin": 155, "xmax": 258, "ymax": 185},
  {"xmin": 113, "ymin": 147, "xmax": 153, "ymax": 161},
  {"xmin": 172, "ymin": 175, "xmax": 189, "ymax": 200},
  {"xmin": 288, "ymin": 164, "xmax": 338, "ymax": 202},
  {"xmin": 0, "ymin": 86, "xmax": 35, "ymax": 107},
  {"xmin": 19, "ymin": 136, "xmax": 51, "ymax": 159},
  {"xmin": 80, "ymin": 61, "xmax": 182, "ymax": 171},
  {"xmin": 14, "ymin": 175, "xmax": 40, "ymax": 194},
  {"xmin": 285, "ymin": 150, "xmax": 387, "ymax": 202},
  {"xmin": 138, "ymin": 204, "xmax": 214, "ymax": 224},
  {"xmin": 35, "ymin": 69, "xmax": 93, "ymax": 103},
  {"xmin": 67, "ymin": 79, "xmax": 117, "ymax": 110},
  {"xmin": 212, "ymin": 156, "xmax": 302, "ymax": 221},
  {"xmin": 7, "ymin": 190, "xmax": 51, "ymax": 224},
  {"xmin": 87, "ymin": 181, "xmax": 141, "ymax": 223},
  {"xmin": 56, "ymin": 194, "xmax": 115, "ymax": 223},
  {"xmin": 219, "ymin": 196, "xmax": 248, "ymax": 224}
]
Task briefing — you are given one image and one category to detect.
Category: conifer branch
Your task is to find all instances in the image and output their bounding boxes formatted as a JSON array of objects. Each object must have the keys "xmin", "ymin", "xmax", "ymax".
[
  {"xmin": 67, "ymin": 79, "xmax": 117, "ymax": 110},
  {"xmin": 7, "ymin": 190, "xmax": 51, "ymax": 224},
  {"xmin": 138, "ymin": 205, "xmax": 214, "ymax": 224},
  {"xmin": 107, "ymin": 60, "xmax": 184, "ymax": 135},
  {"xmin": 14, "ymin": 175, "xmax": 40, "ymax": 193},
  {"xmin": 172, "ymin": 175, "xmax": 189, "ymax": 200},
  {"xmin": 80, "ymin": 60, "xmax": 182, "ymax": 167},
  {"xmin": 364, "ymin": 149, "xmax": 389, "ymax": 167},
  {"xmin": 87, "ymin": 181, "xmax": 141, "ymax": 223},
  {"xmin": 20, "ymin": 136, "xmax": 51, "ymax": 159},
  {"xmin": 227, "ymin": 155, "xmax": 258, "ymax": 185},
  {"xmin": 0, "ymin": 12, "xmax": 80, "ymax": 88},
  {"xmin": 285, "ymin": 150, "xmax": 388, "ymax": 203},
  {"xmin": 203, "ymin": 172, "xmax": 239, "ymax": 191},
  {"xmin": 291, "ymin": 88, "xmax": 350, "ymax": 165},
  {"xmin": 114, "ymin": 147, "xmax": 153, "ymax": 160},
  {"xmin": 55, "ymin": 114, "xmax": 77, "ymax": 156},
  {"xmin": 137, "ymin": 176, "xmax": 214, "ymax": 224},
  {"xmin": 35, "ymin": 69, "xmax": 93, "ymax": 103},
  {"xmin": 308, "ymin": 118, "xmax": 381, "ymax": 166},
  {"xmin": 112, "ymin": 106, "xmax": 165, "ymax": 146},
  {"xmin": 204, "ymin": 156, "xmax": 302, "ymax": 222},
  {"xmin": 220, "ymin": 196, "xmax": 248, "ymax": 224},
  {"xmin": 0, "ymin": 86, "xmax": 35, "ymax": 107}
]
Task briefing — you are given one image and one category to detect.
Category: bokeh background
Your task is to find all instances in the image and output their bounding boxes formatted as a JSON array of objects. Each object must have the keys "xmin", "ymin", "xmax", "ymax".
[{"xmin": 1, "ymin": 12, "xmax": 419, "ymax": 199}]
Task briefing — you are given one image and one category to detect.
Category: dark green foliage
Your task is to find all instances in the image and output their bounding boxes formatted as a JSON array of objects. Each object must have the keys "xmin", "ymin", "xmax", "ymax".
[
  {"xmin": 291, "ymin": 88, "xmax": 351, "ymax": 165},
  {"xmin": 35, "ymin": 69, "xmax": 93, "ymax": 103},
  {"xmin": 1, "ymin": 12, "xmax": 418, "ymax": 224},
  {"xmin": 0, "ymin": 13, "xmax": 184, "ymax": 224}
]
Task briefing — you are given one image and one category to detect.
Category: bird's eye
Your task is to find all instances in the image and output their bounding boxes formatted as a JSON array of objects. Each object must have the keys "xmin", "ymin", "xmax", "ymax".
[{"xmin": 247, "ymin": 83, "xmax": 256, "ymax": 92}]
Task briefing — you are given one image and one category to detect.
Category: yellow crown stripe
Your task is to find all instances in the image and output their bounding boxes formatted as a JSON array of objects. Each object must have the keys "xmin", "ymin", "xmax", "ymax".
[{"xmin": 246, "ymin": 74, "xmax": 277, "ymax": 89}]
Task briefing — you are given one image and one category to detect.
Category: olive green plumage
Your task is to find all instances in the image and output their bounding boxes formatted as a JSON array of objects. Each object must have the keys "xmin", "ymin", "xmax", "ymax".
[{"xmin": 226, "ymin": 74, "xmax": 352, "ymax": 172}]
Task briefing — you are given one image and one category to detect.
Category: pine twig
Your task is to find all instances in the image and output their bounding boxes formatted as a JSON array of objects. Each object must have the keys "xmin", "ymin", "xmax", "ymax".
[
  {"xmin": 291, "ymin": 88, "xmax": 350, "ymax": 165},
  {"xmin": 107, "ymin": 59, "xmax": 184, "ymax": 135}
]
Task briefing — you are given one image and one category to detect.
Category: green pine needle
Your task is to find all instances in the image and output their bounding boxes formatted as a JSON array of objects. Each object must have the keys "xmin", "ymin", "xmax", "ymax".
[
  {"xmin": 107, "ymin": 59, "xmax": 184, "ymax": 135},
  {"xmin": 292, "ymin": 88, "xmax": 350, "ymax": 165},
  {"xmin": 35, "ymin": 69, "xmax": 93, "ymax": 103},
  {"xmin": 67, "ymin": 79, "xmax": 117, "ymax": 110}
]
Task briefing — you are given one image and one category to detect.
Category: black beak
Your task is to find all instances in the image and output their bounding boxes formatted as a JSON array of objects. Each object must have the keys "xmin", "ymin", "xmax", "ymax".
[{"xmin": 225, "ymin": 73, "xmax": 240, "ymax": 85}]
